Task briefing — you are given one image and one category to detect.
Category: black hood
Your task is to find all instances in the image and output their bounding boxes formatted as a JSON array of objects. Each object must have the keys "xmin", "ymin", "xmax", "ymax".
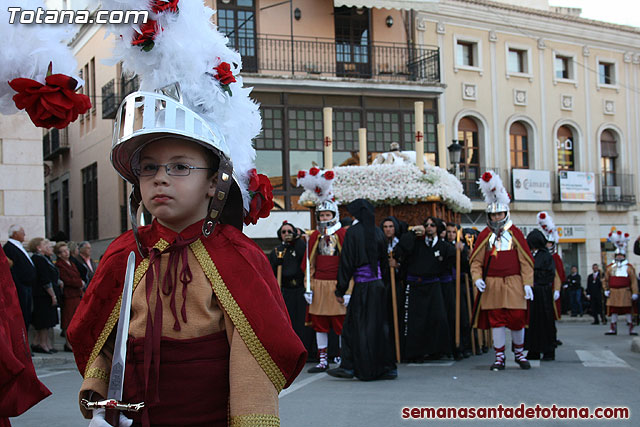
[
  {"xmin": 379, "ymin": 216, "xmax": 404, "ymax": 238},
  {"xmin": 527, "ymin": 229, "xmax": 548, "ymax": 250},
  {"xmin": 347, "ymin": 199, "xmax": 378, "ymax": 270}
]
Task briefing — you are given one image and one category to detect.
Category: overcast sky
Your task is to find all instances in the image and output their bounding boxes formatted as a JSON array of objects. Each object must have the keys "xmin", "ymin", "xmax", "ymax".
[{"xmin": 551, "ymin": 0, "xmax": 640, "ymax": 28}]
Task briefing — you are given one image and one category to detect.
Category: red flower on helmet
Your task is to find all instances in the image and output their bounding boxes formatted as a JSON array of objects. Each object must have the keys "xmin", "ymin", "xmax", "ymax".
[
  {"xmin": 539, "ymin": 213, "xmax": 546, "ymax": 219},
  {"xmin": 132, "ymin": 19, "xmax": 160, "ymax": 51},
  {"xmin": 152, "ymin": 0, "xmax": 179, "ymax": 13},
  {"xmin": 297, "ymin": 170, "xmax": 306, "ymax": 179},
  {"xmin": 324, "ymin": 171, "xmax": 334, "ymax": 180},
  {"xmin": 309, "ymin": 167, "xmax": 320, "ymax": 176},
  {"xmin": 617, "ymin": 230, "xmax": 622, "ymax": 235},
  {"xmin": 625, "ymin": 233, "xmax": 629, "ymax": 238},
  {"xmin": 481, "ymin": 172, "xmax": 493, "ymax": 182},
  {"xmin": 213, "ymin": 62, "xmax": 236, "ymax": 85},
  {"xmin": 9, "ymin": 70, "xmax": 92, "ymax": 129},
  {"xmin": 244, "ymin": 169, "xmax": 274, "ymax": 225}
]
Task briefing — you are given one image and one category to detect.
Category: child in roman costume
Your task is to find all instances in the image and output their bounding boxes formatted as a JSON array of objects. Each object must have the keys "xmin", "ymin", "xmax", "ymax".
[
  {"xmin": 603, "ymin": 231, "xmax": 639, "ymax": 336},
  {"xmin": 66, "ymin": 2, "xmax": 306, "ymax": 426},
  {"xmin": 469, "ymin": 171, "xmax": 534, "ymax": 371}
]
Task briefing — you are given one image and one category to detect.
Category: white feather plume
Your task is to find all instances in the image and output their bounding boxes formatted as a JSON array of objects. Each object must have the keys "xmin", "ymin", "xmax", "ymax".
[
  {"xmin": 104, "ymin": 0, "xmax": 261, "ymax": 212},
  {"xmin": 0, "ymin": 0, "xmax": 81, "ymax": 115},
  {"xmin": 477, "ymin": 170, "xmax": 510, "ymax": 206},
  {"xmin": 608, "ymin": 230, "xmax": 630, "ymax": 252},
  {"xmin": 537, "ymin": 211, "xmax": 559, "ymax": 242},
  {"xmin": 297, "ymin": 168, "xmax": 335, "ymax": 204}
]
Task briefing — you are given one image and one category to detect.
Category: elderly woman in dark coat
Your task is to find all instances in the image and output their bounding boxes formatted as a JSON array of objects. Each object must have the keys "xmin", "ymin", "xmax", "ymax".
[
  {"xmin": 29, "ymin": 238, "xmax": 59, "ymax": 354},
  {"xmin": 55, "ymin": 241, "xmax": 84, "ymax": 351}
]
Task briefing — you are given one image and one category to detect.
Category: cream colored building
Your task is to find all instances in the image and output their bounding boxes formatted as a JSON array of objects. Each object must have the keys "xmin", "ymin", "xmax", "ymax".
[
  {"xmin": 0, "ymin": 113, "xmax": 45, "ymax": 244},
  {"xmin": 28, "ymin": 0, "xmax": 640, "ymax": 273}
]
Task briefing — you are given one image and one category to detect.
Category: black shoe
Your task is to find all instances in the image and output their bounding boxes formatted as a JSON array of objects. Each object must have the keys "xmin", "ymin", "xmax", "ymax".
[
  {"xmin": 527, "ymin": 352, "xmax": 540, "ymax": 360},
  {"xmin": 591, "ymin": 321, "xmax": 600, "ymax": 325},
  {"xmin": 516, "ymin": 359, "xmax": 531, "ymax": 369},
  {"xmin": 380, "ymin": 369, "xmax": 398, "ymax": 380},
  {"xmin": 327, "ymin": 367, "xmax": 354, "ymax": 379},
  {"xmin": 542, "ymin": 353, "xmax": 555, "ymax": 361},
  {"xmin": 463, "ymin": 350, "xmax": 472, "ymax": 359},
  {"xmin": 605, "ymin": 330, "xmax": 617, "ymax": 335},
  {"xmin": 49, "ymin": 348, "xmax": 58, "ymax": 353},
  {"xmin": 630, "ymin": 331, "xmax": 638, "ymax": 336},
  {"xmin": 453, "ymin": 351, "xmax": 464, "ymax": 361},
  {"xmin": 555, "ymin": 340, "xmax": 563, "ymax": 346},
  {"xmin": 490, "ymin": 362, "xmax": 505, "ymax": 371},
  {"xmin": 64, "ymin": 344, "xmax": 73, "ymax": 352},
  {"xmin": 482, "ymin": 346, "xmax": 489, "ymax": 353},
  {"xmin": 31, "ymin": 345, "xmax": 51, "ymax": 354},
  {"xmin": 307, "ymin": 364, "xmax": 329, "ymax": 373}
]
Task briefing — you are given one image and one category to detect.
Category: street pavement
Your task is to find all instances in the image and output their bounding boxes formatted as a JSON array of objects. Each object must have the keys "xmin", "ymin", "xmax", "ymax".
[{"xmin": 10, "ymin": 319, "xmax": 640, "ymax": 426}]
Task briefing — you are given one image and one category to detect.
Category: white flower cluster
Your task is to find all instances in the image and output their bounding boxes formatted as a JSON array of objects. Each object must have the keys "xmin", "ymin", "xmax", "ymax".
[{"xmin": 299, "ymin": 163, "xmax": 472, "ymax": 213}]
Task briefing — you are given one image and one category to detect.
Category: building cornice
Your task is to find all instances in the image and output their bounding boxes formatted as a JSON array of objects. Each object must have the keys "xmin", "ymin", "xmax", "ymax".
[
  {"xmin": 243, "ymin": 75, "xmax": 446, "ymax": 97},
  {"xmin": 424, "ymin": 0, "xmax": 640, "ymax": 52}
]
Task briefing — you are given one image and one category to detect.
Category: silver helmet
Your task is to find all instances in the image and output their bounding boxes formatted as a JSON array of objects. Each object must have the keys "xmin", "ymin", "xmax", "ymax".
[
  {"xmin": 316, "ymin": 200, "xmax": 341, "ymax": 235},
  {"xmin": 111, "ymin": 86, "xmax": 241, "ymax": 253},
  {"xmin": 486, "ymin": 202, "xmax": 510, "ymax": 233}
]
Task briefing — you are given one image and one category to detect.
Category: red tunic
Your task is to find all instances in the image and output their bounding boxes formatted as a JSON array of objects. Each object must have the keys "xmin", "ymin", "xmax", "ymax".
[
  {"xmin": 67, "ymin": 220, "xmax": 306, "ymax": 395},
  {"xmin": 0, "ymin": 247, "xmax": 51, "ymax": 425}
]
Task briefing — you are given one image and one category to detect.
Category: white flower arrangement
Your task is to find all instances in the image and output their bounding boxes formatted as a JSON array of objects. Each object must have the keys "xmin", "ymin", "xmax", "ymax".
[{"xmin": 299, "ymin": 163, "xmax": 472, "ymax": 213}]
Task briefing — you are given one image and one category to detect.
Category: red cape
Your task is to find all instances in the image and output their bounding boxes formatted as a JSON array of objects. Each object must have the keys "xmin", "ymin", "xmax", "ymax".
[
  {"xmin": 469, "ymin": 225, "xmax": 534, "ymax": 330},
  {"xmin": 469, "ymin": 225, "xmax": 534, "ymax": 267},
  {"xmin": 301, "ymin": 228, "xmax": 347, "ymax": 272},
  {"xmin": 0, "ymin": 247, "xmax": 51, "ymax": 423},
  {"xmin": 67, "ymin": 220, "xmax": 306, "ymax": 392}
]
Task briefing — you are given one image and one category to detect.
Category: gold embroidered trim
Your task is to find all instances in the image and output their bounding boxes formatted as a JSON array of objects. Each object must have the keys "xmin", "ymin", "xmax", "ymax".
[
  {"xmin": 83, "ymin": 239, "xmax": 169, "ymax": 377},
  {"xmin": 85, "ymin": 367, "xmax": 109, "ymax": 383},
  {"xmin": 229, "ymin": 414, "xmax": 280, "ymax": 427},
  {"xmin": 191, "ymin": 239, "xmax": 287, "ymax": 392}
]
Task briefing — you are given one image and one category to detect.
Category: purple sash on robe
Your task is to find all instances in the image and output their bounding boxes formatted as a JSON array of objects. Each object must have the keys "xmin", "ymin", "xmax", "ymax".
[{"xmin": 353, "ymin": 263, "xmax": 382, "ymax": 283}]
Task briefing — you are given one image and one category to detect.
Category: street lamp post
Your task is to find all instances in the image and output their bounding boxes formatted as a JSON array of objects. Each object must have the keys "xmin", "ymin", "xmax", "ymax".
[{"xmin": 448, "ymin": 139, "xmax": 463, "ymax": 180}]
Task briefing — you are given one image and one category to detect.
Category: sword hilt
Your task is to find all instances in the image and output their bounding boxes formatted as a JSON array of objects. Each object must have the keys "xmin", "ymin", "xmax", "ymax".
[{"xmin": 81, "ymin": 398, "xmax": 145, "ymax": 412}]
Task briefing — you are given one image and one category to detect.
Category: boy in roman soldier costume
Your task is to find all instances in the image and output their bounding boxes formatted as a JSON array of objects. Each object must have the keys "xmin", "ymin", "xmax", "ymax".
[
  {"xmin": 469, "ymin": 171, "xmax": 534, "ymax": 371},
  {"xmin": 297, "ymin": 169, "xmax": 348, "ymax": 373},
  {"xmin": 603, "ymin": 231, "xmax": 639, "ymax": 335},
  {"xmin": 66, "ymin": 2, "xmax": 306, "ymax": 426}
]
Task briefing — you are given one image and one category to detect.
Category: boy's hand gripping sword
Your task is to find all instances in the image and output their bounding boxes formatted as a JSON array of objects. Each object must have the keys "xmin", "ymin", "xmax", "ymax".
[{"xmin": 81, "ymin": 251, "xmax": 144, "ymax": 425}]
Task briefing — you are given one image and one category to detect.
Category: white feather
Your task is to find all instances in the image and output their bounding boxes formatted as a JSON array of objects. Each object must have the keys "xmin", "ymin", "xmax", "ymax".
[{"xmin": 0, "ymin": 0, "xmax": 80, "ymax": 115}]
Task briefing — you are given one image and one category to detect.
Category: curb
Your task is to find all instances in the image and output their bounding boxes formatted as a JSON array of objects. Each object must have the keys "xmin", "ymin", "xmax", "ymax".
[
  {"xmin": 632, "ymin": 337, "xmax": 640, "ymax": 354},
  {"xmin": 557, "ymin": 316, "xmax": 593, "ymax": 323}
]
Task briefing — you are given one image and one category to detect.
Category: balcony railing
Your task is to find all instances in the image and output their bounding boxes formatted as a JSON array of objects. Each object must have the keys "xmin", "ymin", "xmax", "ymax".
[
  {"xmin": 101, "ymin": 76, "xmax": 140, "ymax": 120},
  {"xmin": 596, "ymin": 173, "xmax": 635, "ymax": 205},
  {"xmin": 249, "ymin": 35, "xmax": 440, "ymax": 83},
  {"xmin": 43, "ymin": 128, "xmax": 69, "ymax": 160}
]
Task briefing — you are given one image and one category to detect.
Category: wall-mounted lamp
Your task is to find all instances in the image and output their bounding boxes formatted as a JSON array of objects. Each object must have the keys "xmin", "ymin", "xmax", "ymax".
[
  {"xmin": 294, "ymin": 8, "xmax": 301, "ymax": 21},
  {"xmin": 386, "ymin": 15, "xmax": 394, "ymax": 28}
]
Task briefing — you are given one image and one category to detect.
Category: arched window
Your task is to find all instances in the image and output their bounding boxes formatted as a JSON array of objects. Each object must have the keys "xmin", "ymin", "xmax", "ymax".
[
  {"xmin": 457, "ymin": 117, "xmax": 480, "ymax": 198},
  {"xmin": 509, "ymin": 121, "xmax": 529, "ymax": 169},
  {"xmin": 600, "ymin": 130, "xmax": 617, "ymax": 186},
  {"xmin": 557, "ymin": 125, "xmax": 574, "ymax": 171}
]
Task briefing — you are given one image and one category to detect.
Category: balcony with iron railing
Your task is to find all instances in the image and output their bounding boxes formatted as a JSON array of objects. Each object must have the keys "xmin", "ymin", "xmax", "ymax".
[
  {"xmin": 595, "ymin": 173, "xmax": 636, "ymax": 205},
  {"xmin": 43, "ymin": 128, "xmax": 69, "ymax": 160},
  {"xmin": 244, "ymin": 35, "xmax": 440, "ymax": 83},
  {"xmin": 102, "ymin": 75, "xmax": 140, "ymax": 120}
]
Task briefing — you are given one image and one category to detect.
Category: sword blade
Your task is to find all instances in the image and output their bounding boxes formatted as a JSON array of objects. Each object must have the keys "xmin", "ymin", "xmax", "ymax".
[{"xmin": 106, "ymin": 251, "xmax": 136, "ymax": 402}]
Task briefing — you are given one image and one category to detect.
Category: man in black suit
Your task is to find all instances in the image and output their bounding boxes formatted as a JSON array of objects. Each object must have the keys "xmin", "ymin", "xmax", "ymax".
[
  {"xmin": 3, "ymin": 225, "xmax": 37, "ymax": 329},
  {"xmin": 586, "ymin": 264, "xmax": 604, "ymax": 324}
]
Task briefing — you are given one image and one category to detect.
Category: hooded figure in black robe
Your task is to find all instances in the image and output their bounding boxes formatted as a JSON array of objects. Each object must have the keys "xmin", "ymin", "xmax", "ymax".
[
  {"xmin": 525, "ymin": 229, "xmax": 557, "ymax": 360},
  {"xmin": 394, "ymin": 216, "xmax": 452, "ymax": 361},
  {"xmin": 327, "ymin": 199, "xmax": 397, "ymax": 380}
]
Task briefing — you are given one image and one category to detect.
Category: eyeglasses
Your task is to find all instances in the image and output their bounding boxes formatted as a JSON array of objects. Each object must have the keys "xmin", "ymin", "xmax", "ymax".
[
  {"xmin": 281, "ymin": 229, "xmax": 294, "ymax": 234},
  {"xmin": 135, "ymin": 162, "xmax": 214, "ymax": 177},
  {"xmin": 425, "ymin": 223, "xmax": 436, "ymax": 227}
]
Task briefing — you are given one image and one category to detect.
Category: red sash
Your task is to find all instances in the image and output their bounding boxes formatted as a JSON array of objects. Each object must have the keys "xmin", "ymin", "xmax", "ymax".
[
  {"xmin": 609, "ymin": 276, "xmax": 630, "ymax": 289},
  {"xmin": 486, "ymin": 249, "xmax": 521, "ymax": 277},
  {"xmin": 314, "ymin": 255, "xmax": 339, "ymax": 280},
  {"xmin": 123, "ymin": 331, "xmax": 229, "ymax": 427}
]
